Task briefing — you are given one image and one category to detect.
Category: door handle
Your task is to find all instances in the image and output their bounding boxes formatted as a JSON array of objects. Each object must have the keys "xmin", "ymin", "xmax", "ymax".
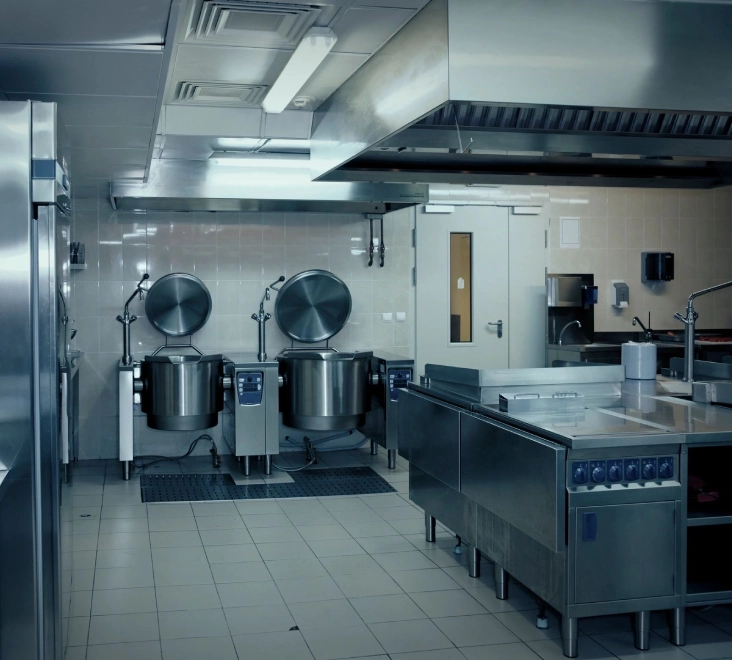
[{"xmin": 487, "ymin": 320, "xmax": 503, "ymax": 339}]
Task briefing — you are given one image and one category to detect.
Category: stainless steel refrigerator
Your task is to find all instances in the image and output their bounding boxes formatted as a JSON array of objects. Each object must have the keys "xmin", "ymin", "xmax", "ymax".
[{"xmin": 0, "ymin": 101, "xmax": 71, "ymax": 660}]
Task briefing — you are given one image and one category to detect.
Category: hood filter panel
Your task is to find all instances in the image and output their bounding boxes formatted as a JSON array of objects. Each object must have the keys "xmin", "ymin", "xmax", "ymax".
[{"xmin": 420, "ymin": 103, "xmax": 732, "ymax": 139}]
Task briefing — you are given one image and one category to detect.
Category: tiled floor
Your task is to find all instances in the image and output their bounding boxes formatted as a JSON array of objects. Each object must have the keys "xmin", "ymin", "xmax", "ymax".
[{"xmin": 61, "ymin": 448, "xmax": 732, "ymax": 660}]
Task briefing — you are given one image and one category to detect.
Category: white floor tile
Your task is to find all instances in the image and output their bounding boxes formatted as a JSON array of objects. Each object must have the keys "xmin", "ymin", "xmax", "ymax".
[
  {"xmin": 389, "ymin": 519, "xmax": 432, "ymax": 535},
  {"xmin": 155, "ymin": 584, "xmax": 222, "ymax": 611},
  {"xmin": 469, "ymin": 587, "xmax": 541, "ymax": 614},
  {"xmin": 64, "ymin": 647, "xmax": 87, "ymax": 660},
  {"xmin": 494, "ymin": 610, "xmax": 563, "ymax": 642},
  {"xmin": 204, "ymin": 544, "xmax": 261, "ymax": 564},
  {"xmin": 357, "ymin": 536, "xmax": 417, "ymax": 554},
  {"xmin": 101, "ymin": 505, "xmax": 148, "ymax": 519},
  {"xmin": 256, "ymin": 540, "xmax": 316, "ymax": 560},
  {"xmin": 91, "ymin": 587, "xmax": 157, "ymax": 616},
  {"xmin": 191, "ymin": 501, "xmax": 239, "ymax": 517},
  {"xmin": 297, "ymin": 525, "xmax": 352, "ymax": 541},
  {"xmin": 99, "ymin": 518, "xmax": 148, "ymax": 534},
  {"xmin": 343, "ymin": 521, "xmax": 401, "ymax": 538},
  {"xmin": 275, "ymin": 575, "xmax": 344, "ymax": 604},
  {"xmin": 591, "ymin": 631, "xmax": 695, "ymax": 659},
  {"xmin": 96, "ymin": 532, "xmax": 150, "ymax": 551},
  {"xmin": 152, "ymin": 546, "xmax": 208, "ymax": 564},
  {"xmin": 373, "ymin": 550, "xmax": 437, "ymax": 572},
  {"xmin": 158, "ymin": 609, "xmax": 230, "ymax": 640},
  {"xmin": 288, "ymin": 598, "xmax": 363, "ymax": 630},
  {"xmin": 71, "ymin": 570, "xmax": 95, "ymax": 592},
  {"xmin": 373, "ymin": 506, "xmax": 425, "ymax": 522},
  {"xmin": 153, "ymin": 561, "xmax": 213, "ymax": 587},
  {"xmin": 223, "ymin": 604, "xmax": 295, "ymax": 635},
  {"xmin": 319, "ymin": 554, "xmax": 383, "ymax": 576},
  {"xmin": 433, "ymin": 614, "xmax": 521, "ymax": 647},
  {"xmin": 391, "ymin": 650, "xmax": 466, "ymax": 660},
  {"xmin": 287, "ymin": 511, "xmax": 339, "ymax": 526},
  {"xmin": 149, "ymin": 517, "xmax": 198, "ymax": 532},
  {"xmin": 94, "ymin": 565, "xmax": 154, "ymax": 590},
  {"xmin": 361, "ymin": 494, "xmax": 408, "ymax": 509},
  {"xmin": 390, "ymin": 568, "xmax": 462, "ymax": 593},
  {"xmin": 655, "ymin": 623, "xmax": 732, "ymax": 659},
  {"xmin": 86, "ymin": 640, "xmax": 161, "ymax": 660},
  {"xmin": 321, "ymin": 497, "xmax": 371, "ymax": 512},
  {"xmin": 149, "ymin": 531, "xmax": 202, "ymax": 548},
  {"xmin": 461, "ymin": 641, "xmax": 546, "ymax": 660},
  {"xmin": 95, "ymin": 548, "xmax": 152, "ymax": 569},
  {"xmin": 210, "ymin": 560, "xmax": 272, "ymax": 584},
  {"xmin": 307, "ymin": 538, "xmax": 367, "ymax": 558},
  {"xmin": 70, "ymin": 591, "xmax": 93, "ymax": 618},
  {"xmin": 234, "ymin": 500, "xmax": 283, "ymax": 515},
  {"xmin": 439, "ymin": 566, "xmax": 492, "ymax": 591},
  {"xmin": 88, "ymin": 612, "xmax": 159, "ymax": 645},
  {"xmin": 147, "ymin": 503, "xmax": 193, "ymax": 518},
  {"xmin": 199, "ymin": 528, "xmax": 253, "ymax": 546},
  {"xmin": 410, "ymin": 589, "xmax": 489, "ymax": 618},
  {"xmin": 368, "ymin": 618, "xmax": 454, "ymax": 654},
  {"xmin": 349, "ymin": 594, "xmax": 427, "ymax": 624},
  {"xmin": 67, "ymin": 617, "xmax": 90, "ymax": 646},
  {"xmin": 241, "ymin": 512, "xmax": 294, "ymax": 528},
  {"xmin": 249, "ymin": 526, "xmax": 302, "ymax": 543},
  {"xmin": 332, "ymin": 509, "xmax": 383, "ymax": 524},
  {"xmin": 301, "ymin": 624, "xmax": 385, "ymax": 660},
  {"xmin": 264, "ymin": 557, "xmax": 328, "ymax": 580},
  {"xmin": 196, "ymin": 515, "xmax": 245, "ymax": 531},
  {"xmin": 216, "ymin": 581, "xmax": 284, "ymax": 608},
  {"xmin": 232, "ymin": 630, "xmax": 314, "ymax": 660},
  {"xmin": 528, "ymin": 636, "xmax": 617, "ymax": 660},
  {"xmin": 161, "ymin": 635, "xmax": 237, "ymax": 660},
  {"xmin": 332, "ymin": 570, "xmax": 403, "ymax": 598}
]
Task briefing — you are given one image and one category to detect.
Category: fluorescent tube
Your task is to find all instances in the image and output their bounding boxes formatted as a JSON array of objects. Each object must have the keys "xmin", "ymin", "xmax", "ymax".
[{"xmin": 262, "ymin": 27, "xmax": 337, "ymax": 114}]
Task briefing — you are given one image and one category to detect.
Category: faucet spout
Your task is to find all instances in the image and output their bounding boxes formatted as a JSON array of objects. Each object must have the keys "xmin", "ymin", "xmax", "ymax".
[
  {"xmin": 632, "ymin": 316, "xmax": 653, "ymax": 342},
  {"xmin": 558, "ymin": 320, "xmax": 582, "ymax": 346}
]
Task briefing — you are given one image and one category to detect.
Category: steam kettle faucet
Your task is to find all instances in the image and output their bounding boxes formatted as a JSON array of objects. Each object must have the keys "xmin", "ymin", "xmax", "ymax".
[{"xmin": 253, "ymin": 276, "xmax": 285, "ymax": 362}]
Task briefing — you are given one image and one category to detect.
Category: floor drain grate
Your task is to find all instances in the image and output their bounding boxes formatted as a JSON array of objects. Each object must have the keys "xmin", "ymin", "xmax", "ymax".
[{"xmin": 140, "ymin": 467, "xmax": 396, "ymax": 502}]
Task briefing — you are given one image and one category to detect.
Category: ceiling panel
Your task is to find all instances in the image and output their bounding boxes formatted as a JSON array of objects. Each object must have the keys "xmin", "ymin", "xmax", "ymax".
[
  {"xmin": 5, "ymin": 93, "xmax": 157, "ymax": 127},
  {"xmin": 353, "ymin": 0, "xmax": 429, "ymax": 7},
  {"xmin": 162, "ymin": 105, "xmax": 264, "ymax": 136},
  {"xmin": 169, "ymin": 44, "xmax": 289, "ymax": 100},
  {"xmin": 331, "ymin": 7, "xmax": 415, "ymax": 54},
  {"xmin": 0, "ymin": 0, "xmax": 171, "ymax": 45},
  {"xmin": 0, "ymin": 47, "xmax": 164, "ymax": 96},
  {"xmin": 298, "ymin": 52, "xmax": 369, "ymax": 107},
  {"xmin": 66, "ymin": 125, "xmax": 153, "ymax": 150}
]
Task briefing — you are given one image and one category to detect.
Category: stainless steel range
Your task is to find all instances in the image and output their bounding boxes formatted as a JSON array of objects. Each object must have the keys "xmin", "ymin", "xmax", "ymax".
[{"xmin": 400, "ymin": 365, "xmax": 687, "ymax": 657}]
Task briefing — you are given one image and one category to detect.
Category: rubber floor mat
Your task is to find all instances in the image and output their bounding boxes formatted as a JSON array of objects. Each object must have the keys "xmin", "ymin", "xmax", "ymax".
[{"xmin": 140, "ymin": 466, "xmax": 396, "ymax": 502}]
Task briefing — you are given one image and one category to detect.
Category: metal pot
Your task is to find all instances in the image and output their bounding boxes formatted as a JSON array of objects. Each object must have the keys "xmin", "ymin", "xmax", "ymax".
[
  {"xmin": 141, "ymin": 353, "xmax": 224, "ymax": 431},
  {"xmin": 278, "ymin": 350, "xmax": 373, "ymax": 431}
]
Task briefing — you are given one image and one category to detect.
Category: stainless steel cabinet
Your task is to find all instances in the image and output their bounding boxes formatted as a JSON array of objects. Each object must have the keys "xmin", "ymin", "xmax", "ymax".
[{"xmin": 574, "ymin": 502, "xmax": 676, "ymax": 604}]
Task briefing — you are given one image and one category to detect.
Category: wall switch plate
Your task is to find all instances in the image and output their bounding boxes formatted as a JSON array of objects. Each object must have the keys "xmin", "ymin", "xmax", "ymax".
[
  {"xmin": 382, "ymin": 313, "xmax": 393, "ymax": 322},
  {"xmin": 396, "ymin": 312, "xmax": 406, "ymax": 322}
]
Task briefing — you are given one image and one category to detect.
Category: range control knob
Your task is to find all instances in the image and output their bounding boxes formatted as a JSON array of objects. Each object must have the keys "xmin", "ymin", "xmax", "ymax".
[
  {"xmin": 658, "ymin": 458, "xmax": 674, "ymax": 479},
  {"xmin": 591, "ymin": 465, "xmax": 606, "ymax": 483},
  {"xmin": 572, "ymin": 463, "xmax": 588, "ymax": 485},
  {"xmin": 642, "ymin": 460, "xmax": 657, "ymax": 480},
  {"xmin": 625, "ymin": 462, "xmax": 639, "ymax": 481},
  {"xmin": 607, "ymin": 463, "xmax": 622, "ymax": 483}
]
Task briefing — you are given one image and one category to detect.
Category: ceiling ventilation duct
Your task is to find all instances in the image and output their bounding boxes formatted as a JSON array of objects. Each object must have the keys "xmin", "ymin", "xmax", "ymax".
[
  {"xmin": 111, "ymin": 158, "xmax": 427, "ymax": 212},
  {"xmin": 174, "ymin": 81, "xmax": 268, "ymax": 106},
  {"xmin": 311, "ymin": 0, "xmax": 732, "ymax": 188}
]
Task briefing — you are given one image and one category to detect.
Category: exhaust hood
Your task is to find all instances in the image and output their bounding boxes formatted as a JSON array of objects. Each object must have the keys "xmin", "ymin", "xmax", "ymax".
[
  {"xmin": 311, "ymin": 0, "xmax": 732, "ymax": 188},
  {"xmin": 111, "ymin": 158, "xmax": 427, "ymax": 212}
]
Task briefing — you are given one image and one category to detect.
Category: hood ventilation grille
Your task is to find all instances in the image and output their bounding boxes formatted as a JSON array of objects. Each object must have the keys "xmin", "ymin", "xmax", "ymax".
[
  {"xmin": 187, "ymin": 1, "xmax": 320, "ymax": 47},
  {"xmin": 420, "ymin": 103, "xmax": 732, "ymax": 139},
  {"xmin": 175, "ymin": 81, "xmax": 268, "ymax": 106}
]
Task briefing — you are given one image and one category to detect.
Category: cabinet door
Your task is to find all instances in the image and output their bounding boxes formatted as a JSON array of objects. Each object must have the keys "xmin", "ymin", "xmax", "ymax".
[{"xmin": 574, "ymin": 502, "xmax": 675, "ymax": 604}]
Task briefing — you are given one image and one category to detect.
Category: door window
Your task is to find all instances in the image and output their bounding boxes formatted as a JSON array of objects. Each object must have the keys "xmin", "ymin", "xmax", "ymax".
[{"xmin": 450, "ymin": 232, "xmax": 472, "ymax": 343}]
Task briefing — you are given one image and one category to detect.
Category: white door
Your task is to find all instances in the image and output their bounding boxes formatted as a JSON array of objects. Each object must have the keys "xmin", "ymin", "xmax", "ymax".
[{"xmin": 415, "ymin": 205, "xmax": 546, "ymax": 377}]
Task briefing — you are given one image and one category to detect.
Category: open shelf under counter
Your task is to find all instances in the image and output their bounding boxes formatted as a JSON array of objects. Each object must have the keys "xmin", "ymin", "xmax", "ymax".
[{"xmin": 688, "ymin": 513, "xmax": 732, "ymax": 527}]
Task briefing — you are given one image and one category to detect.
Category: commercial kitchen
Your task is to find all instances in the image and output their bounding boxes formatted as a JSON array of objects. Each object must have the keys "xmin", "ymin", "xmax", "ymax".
[{"xmin": 6, "ymin": 1, "xmax": 732, "ymax": 659}]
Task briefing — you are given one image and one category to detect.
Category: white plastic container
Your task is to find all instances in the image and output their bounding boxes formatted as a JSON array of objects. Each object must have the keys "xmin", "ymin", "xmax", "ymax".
[{"xmin": 622, "ymin": 342, "xmax": 657, "ymax": 380}]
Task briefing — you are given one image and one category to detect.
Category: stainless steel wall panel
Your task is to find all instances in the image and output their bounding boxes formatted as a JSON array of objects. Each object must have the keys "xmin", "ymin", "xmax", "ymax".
[
  {"xmin": 398, "ymin": 389, "xmax": 461, "ymax": 490},
  {"xmin": 461, "ymin": 412, "xmax": 566, "ymax": 553}
]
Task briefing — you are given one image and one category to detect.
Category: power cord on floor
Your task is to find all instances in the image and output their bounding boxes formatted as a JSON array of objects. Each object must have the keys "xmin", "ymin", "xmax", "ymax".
[
  {"xmin": 131, "ymin": 434, "xmax": 221, "ymax": 470},
  {"xmin": 272, "ymin": 437, "xmax": 318, "ymax": 472}
]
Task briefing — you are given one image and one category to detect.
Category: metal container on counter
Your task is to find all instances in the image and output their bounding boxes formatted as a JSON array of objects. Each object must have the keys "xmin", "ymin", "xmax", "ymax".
[
  {"xmin": 278, "ymin": 349, "xmax": 373, "ymax": 430},
  {"xmin": 274, "ymin": 269, "xmax": 372, "ymax": 431},
  {"xmin": 140, "ymin": 353, "xmax": 224, "ymax": 430}
]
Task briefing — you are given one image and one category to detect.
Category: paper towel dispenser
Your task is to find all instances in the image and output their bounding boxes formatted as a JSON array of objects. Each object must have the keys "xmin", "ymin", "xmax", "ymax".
[{"xmin": 642, "ymin": 252, "xmax": 674, "ymax": 282}]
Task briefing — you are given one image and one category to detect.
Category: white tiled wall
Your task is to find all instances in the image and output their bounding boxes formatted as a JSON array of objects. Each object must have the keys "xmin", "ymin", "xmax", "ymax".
[
  {"xmin": 545, "ymin": 187, "xmax": 732, "ymax": 332},
  {"xmin": 70, "ymin": 199, "xmax": 415, "ymax": 459}
]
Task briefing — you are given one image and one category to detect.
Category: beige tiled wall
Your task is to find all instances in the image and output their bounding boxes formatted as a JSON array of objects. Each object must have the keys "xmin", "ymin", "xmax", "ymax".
[
  {"xmin": 546, "ymin": 187, "xmax": 732, "ymax": 332},
  {"xmin": 70, "ymin": 199, "xmax": 415, "ymax": 459}
]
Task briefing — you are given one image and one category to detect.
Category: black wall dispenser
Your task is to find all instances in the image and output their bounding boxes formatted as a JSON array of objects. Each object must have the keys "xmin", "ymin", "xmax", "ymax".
[{"xmin": 642, "ymin": 252, "xmax": 674, "ymax": 282}]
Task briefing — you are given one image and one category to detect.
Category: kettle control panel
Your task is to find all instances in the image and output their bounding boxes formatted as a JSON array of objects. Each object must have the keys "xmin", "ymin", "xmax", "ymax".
[
  {"xmin": 570, "ymin": 456, "xmax": 675, "ymax": 486},
  {"xmin": 388, "ymin": 368, "xmax": 412, "ymax": 402},
  {"xmin": 237, "ymin": 371, "xmax": 263, "ymax": 406}
]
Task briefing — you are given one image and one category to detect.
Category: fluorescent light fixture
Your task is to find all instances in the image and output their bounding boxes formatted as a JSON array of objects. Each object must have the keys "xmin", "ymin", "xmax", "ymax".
[{"xmin": 262, "ymin": 27, "xmax": 337, "ymax": 114}]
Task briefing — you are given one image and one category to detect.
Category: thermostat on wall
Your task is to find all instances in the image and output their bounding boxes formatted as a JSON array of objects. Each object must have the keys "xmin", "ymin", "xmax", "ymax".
[{"xmin": 610, "ymin": 280, "xmax": 629, "ymax": 308}]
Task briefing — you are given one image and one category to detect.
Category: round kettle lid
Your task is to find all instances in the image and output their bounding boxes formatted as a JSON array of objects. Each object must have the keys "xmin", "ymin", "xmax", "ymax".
[
  {"xmin": 275, "ymin": 270, "xmax": 352, "ymax": 343},
  {"xmin": 145, "ymin": 273, "xmax": 212, "ymax": 337}
]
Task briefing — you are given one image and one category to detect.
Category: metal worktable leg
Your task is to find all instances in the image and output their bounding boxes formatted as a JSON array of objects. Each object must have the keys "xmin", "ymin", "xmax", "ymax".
[
  {"xmin": 243, "ymin": 456, "xmax": 250, "ymax": 476},
  {"xmin": 264, "ymin": 455, "xmax": 272, "ymax": 475},
  {"xmin": 122, "ymin": 461, "xmax": 131, "ymax": 481},
  {"xmin": 387, "ymin": 449, "xmax": 396, "ymax": 469},
  {"xmin": 494, "ymin": 563, "xmax": 508, "ymax": 600},
  {"xmin": 370, "ymin": 440, "xmax": 378, "ymax": 455},
  {"xmin": 671, "ymin": 607, "xmax": 686, "ymax": 646},
  {"xmin": 562, "ymin": 617, "xmax": 578, "ymax": 658},
  {"xmin": 634, "ymin": 611, "xmax": 651, "ymax": 651},
  {"xmin": 468, "ymin": 547, "xmax": 481, "ymax": 578},
  {"xmin": 425, "ymin": 513, "xmax": 436, "ymax": 542}
]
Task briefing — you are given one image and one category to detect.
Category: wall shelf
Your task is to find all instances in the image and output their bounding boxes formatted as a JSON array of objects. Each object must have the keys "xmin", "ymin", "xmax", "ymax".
[{"xmin": 687, "ymin": 513, "xmax": 732, "ymax": 527}]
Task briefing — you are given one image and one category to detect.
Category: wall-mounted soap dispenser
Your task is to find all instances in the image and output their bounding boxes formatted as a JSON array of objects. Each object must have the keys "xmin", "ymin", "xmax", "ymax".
[
  {"xmin": 642, "ymin": 252, "xmax": 674, "ymax": 282},
  {"xmin": 610, "ymin": 280, "xmax": 629, "ymax": 308}
]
